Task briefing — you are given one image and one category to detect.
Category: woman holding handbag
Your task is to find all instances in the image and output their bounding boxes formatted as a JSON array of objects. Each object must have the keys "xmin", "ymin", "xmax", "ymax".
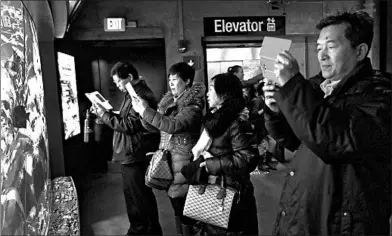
[
  {"xmin": 181, "ymin": 72, "xmax": 259, "ymax": 235},
  {"xmin": 132, "ymin": 62, "xmax": 205, "ymax": 236}
]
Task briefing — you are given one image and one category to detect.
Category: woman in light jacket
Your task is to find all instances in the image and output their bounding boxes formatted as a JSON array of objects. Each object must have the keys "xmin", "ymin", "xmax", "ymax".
[
  {"xmin": 132, "ymin": 62, "xmax": 205, "ymax": 236},
  {"xmin": 181, "ymin": 73, "xmax": 259, "ymax": 235}
]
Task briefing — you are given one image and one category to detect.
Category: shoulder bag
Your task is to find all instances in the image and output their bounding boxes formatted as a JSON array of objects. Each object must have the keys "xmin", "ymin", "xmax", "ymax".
[{"xmin": 145, "ymin": 133, "xmax": 173, "ymax": 190}]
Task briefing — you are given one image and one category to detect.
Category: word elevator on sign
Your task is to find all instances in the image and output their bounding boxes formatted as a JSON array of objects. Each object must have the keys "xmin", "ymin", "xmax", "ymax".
[
  {"xmin": 204, "ymin": 16, "xmax": 285, "ymax": 36},
  {"xmin": 214, "ymin": 19, "xmax": 264, "ymax": 33}
]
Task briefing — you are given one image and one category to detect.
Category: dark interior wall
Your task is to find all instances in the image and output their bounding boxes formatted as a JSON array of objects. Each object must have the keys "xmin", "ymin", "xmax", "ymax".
[
  {"xmin": 88, "ymin": 40, "xmax": 167, "ymax": 110},
  {"xmin": 386, "ymin": 0, "xmax": 392, "ymax": 73},
  {"xmin": 52, "ymin": 39, "xmax": 167, "ymax": 184},
  {"xmin": 55, "ymin": 39, "xmax": 167, "ymax": 111},
  {"xmin": 377, "ymin": 0, "xmax": 391, "ymax": 73}
]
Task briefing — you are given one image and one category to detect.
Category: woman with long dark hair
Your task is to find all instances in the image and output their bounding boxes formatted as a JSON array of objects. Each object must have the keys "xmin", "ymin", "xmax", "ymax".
[{"xmin": 181, "ymin": 73, "xmax": 259, "ymax": 235}]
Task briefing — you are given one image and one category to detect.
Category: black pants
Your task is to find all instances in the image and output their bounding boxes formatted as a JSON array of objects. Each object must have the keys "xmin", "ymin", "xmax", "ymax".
[
  {"xmin": 169, "ymin": 197, "xmax": 195, "ymax": 225},
  {"xmin": 122, "ymin": 162, "xmax": 162, "ymax": 235}
]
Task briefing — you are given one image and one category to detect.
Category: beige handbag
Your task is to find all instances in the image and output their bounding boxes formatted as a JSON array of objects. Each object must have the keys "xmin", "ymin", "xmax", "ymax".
[
  {"xmin": 183, "ymin": 130, "xmax": 238, "ymax": 229},
  {"xmin": 183, "ymin": 176, "xmax": 237, "ymax": 229}
]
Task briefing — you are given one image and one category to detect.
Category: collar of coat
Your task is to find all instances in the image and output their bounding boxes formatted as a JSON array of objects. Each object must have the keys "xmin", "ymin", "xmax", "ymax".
[
  {"xmin": 312, "ymin": 58, "xmax": 391, "ymax": 99},
  {"xmin": 203, "ymin": 97, "xmax": 246, "ymax": 138},
  {"xmin": 157, "ymin": 83, "xmax": 205, "ymax": 114}
]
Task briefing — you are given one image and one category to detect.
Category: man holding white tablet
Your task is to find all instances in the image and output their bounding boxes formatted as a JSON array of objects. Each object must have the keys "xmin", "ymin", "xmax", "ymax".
[
  {"xmin": 263, "ymin": 11, "xmax": 391, "ymax": 235},
  {"xmin": 91, "ymin": 61, "xmax": 162, "ymax": 236}
]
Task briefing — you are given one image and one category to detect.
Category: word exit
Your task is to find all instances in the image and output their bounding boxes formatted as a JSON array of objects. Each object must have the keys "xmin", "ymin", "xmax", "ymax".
[{"xmin": 104, "ymin": 18, "xmax": 126, "ymax": 32}]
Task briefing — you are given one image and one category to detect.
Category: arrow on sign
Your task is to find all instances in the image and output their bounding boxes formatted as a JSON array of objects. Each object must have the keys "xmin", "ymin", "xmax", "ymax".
[{"xmin": 188, "ymin": 60, "xmax": 195, "ymax": 66}]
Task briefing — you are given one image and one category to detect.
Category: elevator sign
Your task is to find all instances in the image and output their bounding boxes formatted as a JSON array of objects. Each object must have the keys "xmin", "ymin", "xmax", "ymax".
[
  {"xmin": 204, "ymin": 16, "xmax": 285, "ymax": 36},
  {"xmin": 104, "ymin": 18, "xmax": 126, "ymax": 32}
]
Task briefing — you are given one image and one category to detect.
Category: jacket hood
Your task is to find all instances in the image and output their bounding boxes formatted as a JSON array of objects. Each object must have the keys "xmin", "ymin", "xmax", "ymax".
[
  {"xmin": 203, "ymin": 98, "xmax": 245, "ymax": 138},
  {"xmin": 158, "ymin": 83, "xmax": 205, "ymax": 113}
]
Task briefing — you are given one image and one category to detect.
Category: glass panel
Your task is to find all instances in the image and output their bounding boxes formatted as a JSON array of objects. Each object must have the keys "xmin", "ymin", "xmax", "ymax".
[
  {"xmin": 220, "ymin": 61, "xmax": 243, "ymax": 74},
  {"xmin": 206, "ymin": 62, "xmax": 220, "ymax": 86},
  {"xmin": 205, "ymin": 47, "xmax": 264, "ymax": 87},
  {"xmin": 206, "ymin": 47, "xmax": 261, "ymax": 62},
  {"xmin": 243, "ymin": 60, "xmax": 263, "ymax": 81}
]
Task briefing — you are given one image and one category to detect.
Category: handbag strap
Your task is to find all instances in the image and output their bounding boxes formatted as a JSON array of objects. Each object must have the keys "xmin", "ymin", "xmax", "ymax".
[
  {"xmin": 145, "ymin": 133, "xmax": 173, "ymax": 157},
  {"xmin": 216, "ymin": 161, "xmax": 226, "ymax": 200},
  {"xmin": 197, "ymin": 147, "xmax": 251, "ymax": 196},
  {"xmin": 163, "ymin": 132, "xmax": 173, "ymax": 150}
]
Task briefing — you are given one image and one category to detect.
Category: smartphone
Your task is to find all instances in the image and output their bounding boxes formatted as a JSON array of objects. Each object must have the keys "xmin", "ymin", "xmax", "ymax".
[{"xmin": 260, "ymin": 36, "xmax": 292, "ymax": 84}]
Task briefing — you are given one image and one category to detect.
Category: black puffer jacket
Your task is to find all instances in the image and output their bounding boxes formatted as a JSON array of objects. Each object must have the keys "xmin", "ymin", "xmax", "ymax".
[
  {"xmin": 203, "ymin": 99, "xmax": 259, "ymax": 186},
  {"xmin": 266, "ymin": 58, "xmax": 391, "ymax": 235},
  {"xmin": 185, "ymin": 98, "xmax": 259, "ymax": 235},
  {"xmin": 100, "ymin": 80, "xmax": 159, "ymax": 164},
  {"xmin": 142, "ymin": 83, "xmax": 205, "ymax": 198}
]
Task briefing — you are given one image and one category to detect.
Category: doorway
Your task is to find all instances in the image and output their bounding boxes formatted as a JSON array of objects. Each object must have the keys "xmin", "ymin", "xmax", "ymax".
[
  {"xmin": 54, "ymin": 38, "xmax": 167, "ymax": 177},
  {"xmin": 204, "ymin": 41, "xmax": 263, "ymax": 87}
]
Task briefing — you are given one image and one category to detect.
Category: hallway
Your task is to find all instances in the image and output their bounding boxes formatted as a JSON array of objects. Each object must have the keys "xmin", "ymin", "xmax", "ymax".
[{"xmin": 78, "ymin": 162, "xmax": 287, "ymax": 235}]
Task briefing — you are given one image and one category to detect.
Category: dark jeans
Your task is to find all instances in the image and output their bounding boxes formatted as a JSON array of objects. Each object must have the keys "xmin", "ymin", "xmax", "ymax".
[
  {"xmin": 169, "ymin": 196, "xmax": 195, "ymax": 225},
  {"xmin": 122, "ymin": 162, "xmax": 162, "ymax": 235}
]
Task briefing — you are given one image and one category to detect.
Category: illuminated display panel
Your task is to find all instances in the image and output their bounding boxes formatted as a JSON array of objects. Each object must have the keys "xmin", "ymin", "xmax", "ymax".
[{"xmin": 57, "ymin": 52, "xmax": 81, "ymax": 140}]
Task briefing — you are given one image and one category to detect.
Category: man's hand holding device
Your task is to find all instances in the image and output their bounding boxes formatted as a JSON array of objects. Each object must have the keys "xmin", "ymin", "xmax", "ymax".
[
  {"xmin": 90, "ymin": 103, "xmax": 106, "ymax": 118},
  {"xmin": 86, "ymin": 91, "xmax": 113, "ymax": 117},
  {"xmin": 274, "ymin": 50, "xmax": 300, "ymax": 86},
  {"xmin": 262, "ymin": 78, "xmax": 281, "ymax": 113},
  {"xmin": 260, "ymin": 37, "xmax": 293, "ymax": 113}
]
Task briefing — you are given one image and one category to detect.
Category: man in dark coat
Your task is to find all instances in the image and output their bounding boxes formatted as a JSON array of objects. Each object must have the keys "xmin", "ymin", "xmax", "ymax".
[
  {"xmin": 91, "ymin": 62, "xmax": 162, "ymax": 236},
  {"xmin": 263, "ymin": 11, "xmax": 391, "ymax": 235}
]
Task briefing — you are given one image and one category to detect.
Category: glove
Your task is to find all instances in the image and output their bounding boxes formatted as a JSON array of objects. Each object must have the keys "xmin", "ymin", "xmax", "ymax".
[{"xmin": 181, "ymin": 156, "xmax": 208, "ymax": 185}]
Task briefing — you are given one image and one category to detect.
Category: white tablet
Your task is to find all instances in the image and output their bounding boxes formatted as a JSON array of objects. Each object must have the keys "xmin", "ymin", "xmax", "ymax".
[
  {"xmin": 260, "ymin": 36, "xmax": 292, "ymax": 82},
  {"xmin": 125, "ymin": 82, "xmax": 138, "ymax": 98},
  {"xmin": 85, "ymin": 91, "xmax": 113, "ymax": 110}
]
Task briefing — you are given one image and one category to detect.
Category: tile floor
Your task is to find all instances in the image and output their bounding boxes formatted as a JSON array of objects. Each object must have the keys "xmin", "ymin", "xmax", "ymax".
[{"xmin": 78, "ymin": 162, "xmax": 287, "ymax": 235}]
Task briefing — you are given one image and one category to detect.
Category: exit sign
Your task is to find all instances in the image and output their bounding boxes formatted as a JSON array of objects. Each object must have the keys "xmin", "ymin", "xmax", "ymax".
[{"xmin": 104, "ymin": 18, "xmax": 126, "ymax": 32}]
